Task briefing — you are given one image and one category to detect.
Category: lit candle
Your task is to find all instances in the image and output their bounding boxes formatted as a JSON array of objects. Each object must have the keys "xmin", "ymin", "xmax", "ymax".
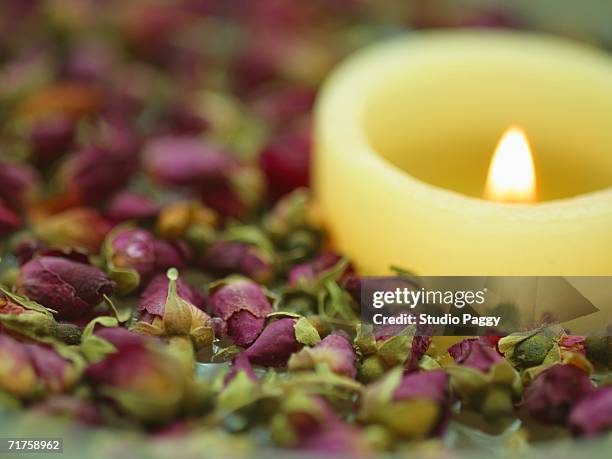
[
  {"xmin": 314, "ymin": 31, "xmax": 612, "ymax": 281},
  {"xmin": 483, "ymin": 126, "xmax": 537, "ymax": 204}
]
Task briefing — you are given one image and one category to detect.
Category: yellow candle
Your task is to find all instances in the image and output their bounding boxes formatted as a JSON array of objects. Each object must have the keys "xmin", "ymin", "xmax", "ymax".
[{"xmin": 314, "ymin": 30, "xmax": 612, "ymax": 278}]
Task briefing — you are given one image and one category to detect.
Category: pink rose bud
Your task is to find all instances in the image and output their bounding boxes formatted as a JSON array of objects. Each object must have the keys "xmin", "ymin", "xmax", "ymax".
[
  {"xmin": 143, "ymin": 136, "xmax": 237, "ymax": 188},
  {"xmin": 288, "ymin": 252, "xmax": 351, "ymax": 286},
  {"xmin": 244, "ymin": 318, "xmax": 301, "ymax": 366},
  {"xmin": 138, "ymin": 273, "xmax": 204, "ymax": 317},
  {"xmin": 569, "ymin": 386, "xmax": 612, "ymax": 437},
  {"xmin": 85, "ymin": 327, "xmax": 188, "ymax": 422},
  {"xmin": 449, "ymin": 338, "xmax": 504, "ymax": 373},
  {"xmin": 134, "ymin": 270, "xmax": 213, "ymax": 352},
  {"xmin": 105, "ymin": 228, "xmax": 156, "ymax": 293},
  {"xmin": 104, "ymin": 191, "xmax": 159, "ymax": 223},
  {"xmin": 19, "ymin": 256, "xmax": 117, "ymax": 319},
  {"xmin": 201, "ymin": 240, "xmax": 274, "ymax": 285},
  {"xmin": 208, "ymin": 279, "xmax": 274, "ymax": 348},
  {"xmin": 525, "ymin": 364, "xmax": 594, "ymax": 425},
  {"xmin": 289, "ymin": 330, "xmax": 357, "ymax": 378},
  {"xmin": 0, "ymin": 334, "xmax": 79, "ymax": 399}
]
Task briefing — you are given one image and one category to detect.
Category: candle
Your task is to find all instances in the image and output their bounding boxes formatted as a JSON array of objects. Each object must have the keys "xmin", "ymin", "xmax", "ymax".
[{"xmin": 314, "ymin": 30, "xmax": 612, "ymax": 279}]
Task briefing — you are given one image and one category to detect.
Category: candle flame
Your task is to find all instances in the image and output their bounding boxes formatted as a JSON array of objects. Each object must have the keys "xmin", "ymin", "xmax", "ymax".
[{"xmin": 484, "ymin": 126, "xmax": 537, "ymax": 203}]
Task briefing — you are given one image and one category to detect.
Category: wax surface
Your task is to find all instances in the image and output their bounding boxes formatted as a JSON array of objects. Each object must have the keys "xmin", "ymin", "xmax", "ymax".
[{"xmin": 315, "ymin": 31, "xmax": 612, "ymax": 278}]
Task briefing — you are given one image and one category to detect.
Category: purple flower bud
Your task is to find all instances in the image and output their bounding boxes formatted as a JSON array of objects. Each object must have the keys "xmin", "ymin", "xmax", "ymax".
[
  {"xmin": 153, "ymin": 239, "xmax": 190, "ymax": 271},
  {"xmin": 0, "ymin": 161, "xmax": 39, "ymax": 212},
  {"xmin": 104, "ymin": 191, "xmax": 159, "ymax": 223},
  {"xmin": 19, "ymin": 256, "xmax": 117, "ymax": 319},
  {"xmin": 63, "ymin": 147, "xmax": 138, "ymax": 205},
  {"xmin": 289, "ymin": 330, "xmax": 356, "ymax": 378},
  {"xmin": 392, "ymin": 370, "xmax": 452, "ymax": 436},
  {"xmin": 208, "ymin": 279, "xmax": 274, "ymax": 347},
  {"xmin": 0, "ymin": 201, "xmax": 21, "ymax": 236},
  {"xmin": 259, "ymin": 126, "xmax": 310, "ymax": 200},
  {"xmin": 29, "ymin": 116, "xmax": 76, "ymax": 166},
  {"xmin": 201, "ymin": 241, "xmax": 274, "ymax": 284},
  {"xmin": 85, "ymin": 327, "xmax": 188, "ymax": 422},
  {"xmin": 143, "ymin": 136, "xmax": 237, "ymax": 188},
  {"xmin": 449, "ymin": 338, "xmax": 504, "ymax": 373},
  {"xmin": 524, "ymin": 364, "xmax": 594, "ymax": 425},
  {"xmin": 407, "ymin": 335, "xmax": 432, "ymax": 371},
  {"xmin": 138, "ymin": 273, "xmax": 204, "ymax": 317},
  {"xmin": 108, "ymin": 228, "xmax": 156, "ymax": 282},
  {"xmin": 0, "ymin": 334, "xmax": 78, "ymax": 399},
  {"xmin": 569, "ymin": 386, "xmax": 612, "ymax": 436},
  {"xmin": 244, "ymin": 318, "xmax": 301, "ymax": 366},
  {"xmin": 14, "ymin": 239, "xmax": 47, "ymax": 265},
  {"xmin": 393, "ymin": 370, "xmax": 451, "ymax": 406}
]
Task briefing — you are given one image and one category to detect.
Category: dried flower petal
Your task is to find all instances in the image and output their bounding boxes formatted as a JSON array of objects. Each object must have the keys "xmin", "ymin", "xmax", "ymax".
[
  {"xmin": 244, "ymin": 318, "xmax": 301, "ymax": 366},
  {"xmin": 568, "ymin": 386, "xmax": 612, "ymax": 437}
]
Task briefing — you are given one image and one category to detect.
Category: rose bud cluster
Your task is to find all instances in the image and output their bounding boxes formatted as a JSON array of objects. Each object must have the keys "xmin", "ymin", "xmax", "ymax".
[
  {"xmin": 18, "ymin": 255, "xmax": 117, "ymax": 320},
  {"xmin": 208, "ymin": 278, "xmax": 274, "ymax": 348},
  {"xmin": 360, "ymin": 369, "xmax": 451, "ymax": 440},
  {"xmin": 0, "ymin": 334, "xmax": 81, "ymax": 400}
]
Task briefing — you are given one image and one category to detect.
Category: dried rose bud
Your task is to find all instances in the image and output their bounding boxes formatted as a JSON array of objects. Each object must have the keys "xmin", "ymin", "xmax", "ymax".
[
  {"xmin": 0, "ymin": 161, "xmax": 39, "ymax": 212},
  {"xmin": 19, "ymin": 256, "xmax": 117, "ymax": 319},
  {"xmin": 259, "ymin": 125, "xmax": 311, "ymax": 200},
  {"xmin": 289, "ymin": 330, "xmax": 357, "ymax": 378},
  {"xmin": 0, "ymin": 334, "xmax": 38, "ymax": 399},
  {"xmin": 0, "ymin": 288, "xmax": 56, "ymax": 340},
  {"xmin": 524, "ymin": 364, "xmax": 594, "ymax": 425},
  {"xmin": 289, "ymin": 252, "xmax": 352, "ymax": 286},
  {"xmin": 498, "ymin": 331, "xmax": 557, "ymax": 369},
  {"xmin": 144, "ymin": 136, "xmax": 237, "ymax": 188},
  {"xmin": 201, "ymin": 240, "xmax": 274, "ymax": 284},
  {"xmin": 244, "ymin": 318, "xmax": 302, "ymax": 367},
  {"xmin": 104, "ymin": 191, "xmax": 159, "ymax": 223},
  {"xmin": 61, "ymin": 147, "xmax": 138, "ymax": 205},
  {"xmin": 0, "ymin": 334, "xmax": 80, "ymax": 400},
  {"xmin": 104, "ymin": 227, "xmax": 156, "ymax": 294},
  {"xmin": 449, "ymin": 338, "xmax": 505, "ymax": 373},
  {"xmin": 360, "ymin": 368, "xmax": 451, "ymax": 439},
  {"xmin": 33, "ymin": 207, "xmax": 111, "ymax": 253},
  {"xmin": 272, "ymin": 392, "xmax": 368, "ymax": 454},
  {"xmin": 209, "ymin": 278, "xmax": 274, "ymax": 348},
  {"xmin": 0, "ymin": 201, "xmax": 21, "ymax": 236},
  {"xmin": 85, "ymin": 327, "xmax": 189, "ymax": 422},
  {"xmin": 568, "ymin": 386, "xmax": 612, "ymax": 436},
  {"xmin": 133, "ymin": 269, "xmax": 213, "ymax": 353},
  {"xmin": 29, "ymin": 116, "xmax": 76, "ymax": 166},
  {"xmin": 14, "ymin": 239, "xmax": 47, "ymax": 265},
  {"xmin": 138, "ymin": 272, "xmax": 204, "ymax": 317}
]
